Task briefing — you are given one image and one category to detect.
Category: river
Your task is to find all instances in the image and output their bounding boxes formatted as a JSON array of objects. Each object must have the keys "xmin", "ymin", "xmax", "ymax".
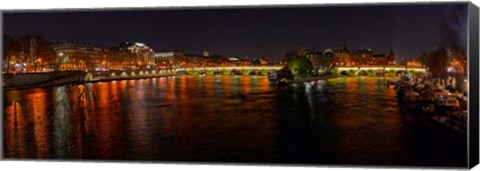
[{"xmin": 2, "ymin": 76, "xmax": 467, "ymax": 167}]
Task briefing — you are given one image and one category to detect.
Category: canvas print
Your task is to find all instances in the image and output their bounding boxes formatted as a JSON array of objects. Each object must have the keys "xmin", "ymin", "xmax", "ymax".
[{"xmin": 1, "ymin": 2, "xmax": 477, "ymax": 168}]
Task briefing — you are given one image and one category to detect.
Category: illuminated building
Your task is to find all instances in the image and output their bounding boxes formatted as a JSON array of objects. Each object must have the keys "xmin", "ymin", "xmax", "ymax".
[
  {"xmin": 203, "ymin": 50, "xmax": 209, "ymax": 57},
  {"xmin": 369, "ymin": 50, "xmax": 395, "ymax": 65},
  {"xmin": 228, "ymin": 57, "xmax": 253, "ymax": 66},
  {"xmin": 154, "ymin": 52, "xmax": 183, "ymax": 69},
  {"xmin": 322, "ymin": 46, "xmax": 395, "ymax": 66},
  {"xmin": 387, "ymin": 50, "xmax": 396, "ymax": 64},
  {"xmin": 120, "ymin": 42, "xmax": 155, "ymax": 68},
  {"xmin": 204, "ymin": 54, "xmax": 231, "ymax": 66},
  {"xmin": 50, "ymin": 41, "xmax": 105, "ymax": 71},
  {"xmin": 259, "ymin": 58, "xmax": 269, "ymax": 65},
  {"xmin": 351, "ymin": 48, "xmax": 374, "ymax": 65}
]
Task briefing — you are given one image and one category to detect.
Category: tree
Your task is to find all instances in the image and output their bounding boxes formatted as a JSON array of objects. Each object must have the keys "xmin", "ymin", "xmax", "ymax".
[
  {"xmin": 437, "ymin": 5, "xmax": 467, "ymax": 90},
  {"xmin": 440, "ymin": 5, "xmax": 467, "ymax": 53},
  {"xmin": 318, "ymin": 51, "xmax": 336, "ymax": 73},
  {"xmin": 418, "ymin": 52, "xmax": 429, "ymax": 68},
  {"xmin": 427, "ymin": 47, "xmax": 449, "ymax": 85},
  {"xmin": 3, "ymin": 35, "xmax": 19, "ymax": 73},
  {"xmin": 13, "ymin": 36, "xmax": 56, "ymax": 72},
  {"xmin": 285, "ymin": 52, "xmax": 313, "ymax": 78},
  {"xmin": 278, "ymin": 66, "xmax": 294, "ymax": 80},
  {"xmin": 438, "ymin": 5, "xmax": 467, "ymax": 75}
]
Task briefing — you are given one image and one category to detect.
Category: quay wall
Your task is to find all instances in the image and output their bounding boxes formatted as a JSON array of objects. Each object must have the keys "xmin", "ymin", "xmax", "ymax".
[
  {"xmin": 2, "ymin": 70, "xmax": 178, "ymax": 90},
  {"xmin": 3, "ymin": 71, "xmax": 86, "ymax": 89}
]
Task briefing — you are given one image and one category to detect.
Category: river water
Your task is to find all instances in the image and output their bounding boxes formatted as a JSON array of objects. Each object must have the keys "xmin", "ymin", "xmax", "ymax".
[{"xmin": 2, "ymin": 76, "xmax": 467, "ymax": 167}]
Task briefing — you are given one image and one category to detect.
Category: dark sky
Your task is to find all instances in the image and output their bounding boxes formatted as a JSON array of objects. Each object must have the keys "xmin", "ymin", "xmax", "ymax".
[{"xmin": 3, "ymin": 3, "xmax": 467, "ymax": 61}]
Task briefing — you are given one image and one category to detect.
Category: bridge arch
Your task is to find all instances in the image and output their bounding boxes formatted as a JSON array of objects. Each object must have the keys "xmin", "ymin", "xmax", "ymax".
[
  {"xmin": 356, "ymin": 70, "xmax": 368, "ymax": 76},
  {"xmin": 264, "ymin": 70, "xmax": 277, "ymax": 76},
  {"xmin": 248, "ymin": 69, "xmax": 262, "ymax": 75},
  {"xmin": 348, "ymin": 70, "xmax": 356, "ymax": 76},
  {"xmin": 373, "ymin": 69, "xmax": 386, "ymax": 77},
  {"xmin": 230, "ymin": 69, "xmax": 241, "ymax": 75},
  {"xmin": 339, "ymin": 70, "xmax": 353, "ymax": 76},
  {"xmin": 407, "ymin": 70, "xmax": 417, "ymax": 76}
]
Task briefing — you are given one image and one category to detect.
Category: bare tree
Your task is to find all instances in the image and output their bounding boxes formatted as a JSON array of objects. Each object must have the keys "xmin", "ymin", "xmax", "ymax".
[
  {"xmin": 427, "ymin": 47, "xmax": 449, "ymax": 85},
  {"xmin": 438, "ymin": 5, "xmax": 467, "ymax": 90},
  {"xmin": 13, "ymin": 36, "xmax": 56, "ymax": 72},
  {"xmin": 439, "ymin": 5, "xmax": 467, "ymax": 72},
  {"xmin": 3, "ymin": 35, "xmax": 20, "ymax": 73}
]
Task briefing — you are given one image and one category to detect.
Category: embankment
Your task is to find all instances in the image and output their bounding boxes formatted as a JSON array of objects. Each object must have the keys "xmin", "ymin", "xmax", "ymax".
[
  {"xmin": 2, "ymin": 70, "xmax": 178, "ymax": 90},
  {"xmin": 3, "ymin": 71, "xmax": 86, "ymax": 90}
]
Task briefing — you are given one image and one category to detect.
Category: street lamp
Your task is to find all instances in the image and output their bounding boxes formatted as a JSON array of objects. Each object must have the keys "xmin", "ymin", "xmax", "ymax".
[
  {"xmin": 34, "ymin": 58, "xmax": 42, "ymax": 72},
  {"xmin": 58, "ymin": 52, "xmax": 64, "ymax": 71}
]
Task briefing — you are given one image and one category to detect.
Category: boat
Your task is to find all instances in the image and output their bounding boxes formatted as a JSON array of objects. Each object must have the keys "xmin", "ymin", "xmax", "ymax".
[
  {"xmin": 431, "ymin": 90, "xmax": 460, "ymax": 115},
  {"xmin": 394, "ymin": 76, "xmax": 415, "ymax": 95},
  {"xmin": 268, "ymin": 72, "xmax": 278, "ymax": 81},
  {"xmin": 387, "ymin": 78, "xmax": 399, "ymax": 85},
  {"xmin": 416, "ymin": 91, "xmax": 436, "ymax": 113},
  {"xmin": 428, "ymin": 109, "xmax": 467, "ymax": 137},
  {"xmin": 400, "ymin": 76, "xmax": 415, "ymax": 86},
  {"xmin": 394, "ymin": 77, "xmax": 467, "ymax": 137},
  {"xmin": 447, "ymin": 110, "xmax": 467, "ymax": 132},
  {"xmin": 268, "ymin": 72, "xmax": 279, "ymax": 85},
  {"xmin": 400, "ymin": 88, "xmax": 420, "ymax": 110}
]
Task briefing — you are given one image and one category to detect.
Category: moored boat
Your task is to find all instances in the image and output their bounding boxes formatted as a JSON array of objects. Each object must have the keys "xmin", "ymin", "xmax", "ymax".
[
  {"xmin": 400, "ymin": 88, "xmax": 420, "ymax": 110},
  {"xmin": 394, "ymin": 76, "xmax": 467, "ymax": 137},
  {"xmin": 394, "ymin": 76, "xmax": 415, "ymax": 95},
  {"xmin": 431, "ymin": 91, "xmax": 460, "ymax": 115},
  {"xmin": 268, "ymin": 72, "xmax": 279, "ymax": 85},
  {"xmin": 447, "ymin": 110, "xmax": 467, "ymax": 132}
]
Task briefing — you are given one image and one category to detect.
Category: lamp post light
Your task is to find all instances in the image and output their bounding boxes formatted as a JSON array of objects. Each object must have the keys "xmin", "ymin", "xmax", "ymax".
[
  {"xmin": 58, "ymin": 52, "xmax": 64, "ymax": 71},
  {"xmin": 34, "ymin": 58, "xmax": 42, "ymax": 72}
]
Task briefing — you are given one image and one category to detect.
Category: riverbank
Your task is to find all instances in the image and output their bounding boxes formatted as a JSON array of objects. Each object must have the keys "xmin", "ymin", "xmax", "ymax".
[
  {"xmin": 3, "ymin": 71, "xmax": 86, "ymax": 91},
  {"xmin": 2, "ymin": 71, "xmax": 179, "ymax": 91}
]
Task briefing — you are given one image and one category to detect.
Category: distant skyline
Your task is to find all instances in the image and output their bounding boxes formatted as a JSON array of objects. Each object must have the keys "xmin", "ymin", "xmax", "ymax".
[{"xmin": 3, "ymin": 3, "xmax": 467, "ymax": 61}]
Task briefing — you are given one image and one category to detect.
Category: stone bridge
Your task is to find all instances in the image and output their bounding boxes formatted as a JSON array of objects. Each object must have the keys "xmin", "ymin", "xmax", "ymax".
[
  {"xmin": 85, "ymin": 65, "xmax": 426, "ymax": 82},
  {"xmin": 86, "ymin": 69, "xmax": 177, "ymax": 81},
  {"xmin": 333, "ymin": 66, "xmax": 427, "ymax": 77},
  {"xmin": 175, "ymin": 66, "xmax": 283, "ymax": 75},
  {"xmin": 85, "ymin": 66, "xmax": 284, "ymax": 81}
]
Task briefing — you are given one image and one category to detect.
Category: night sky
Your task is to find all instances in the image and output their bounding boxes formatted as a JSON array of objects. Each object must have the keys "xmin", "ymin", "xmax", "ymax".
[{"xmin": 3, "ymin": 3, "xmax": 467, "ymax": 61}]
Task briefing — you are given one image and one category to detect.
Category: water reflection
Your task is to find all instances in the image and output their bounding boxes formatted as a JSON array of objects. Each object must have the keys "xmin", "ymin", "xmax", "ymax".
[
  {"xmin": 53, "ymin": 86, "xmax": 72, "ymax": 158},
  {"xmin": 4, "ymin": 100, "xmax": 24, "ymax": 158},
  {"xmin": 2, "ymin": 76, "xmax": 466, "ymax": 166},
  {"xmin": 29, "ymin": 88, "xmax": 50, "ymax": 158}
]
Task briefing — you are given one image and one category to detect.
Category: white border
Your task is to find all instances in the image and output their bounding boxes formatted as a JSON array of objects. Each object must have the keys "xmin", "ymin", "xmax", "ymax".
[
  {"xmin": 0, "ymin": 0, "xmax": 475, "ymax": 10},
  {"xmin": 1, "ymin": 0, "xmax": 479, "ymax": 171}
]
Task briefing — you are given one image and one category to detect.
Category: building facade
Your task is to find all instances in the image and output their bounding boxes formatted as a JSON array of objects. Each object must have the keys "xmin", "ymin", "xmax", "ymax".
[
  {"xmin": 322, "ymin": 46, "xmax": 395, "ymax": 66},
  {"xmin": 50, "ymin": 41, "xmax": 105, "ymax": 71},
  {"xmin": 154, "ymin": 52, "xmax": 184, "ymax": 69},
  {"xmin": 120, "ymin": 42, "xmax": 155, "ymax": 69}
]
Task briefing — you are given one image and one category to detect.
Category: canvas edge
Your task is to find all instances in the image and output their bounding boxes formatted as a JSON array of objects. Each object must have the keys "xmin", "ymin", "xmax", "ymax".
[
  {"xmin": 468, "ymin": 1, "xmax": 480, "ymax": 169},
  {"xmin": 0, "ymin": 1, "xmax": 476, "ymax": 169},
  {"xmin": 0, "ymin": 10, "xmax": 4, "ymax": 160},
  {"xmin": 0, "ymin": 1, "xmax": 471, "ymax": 14}
]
